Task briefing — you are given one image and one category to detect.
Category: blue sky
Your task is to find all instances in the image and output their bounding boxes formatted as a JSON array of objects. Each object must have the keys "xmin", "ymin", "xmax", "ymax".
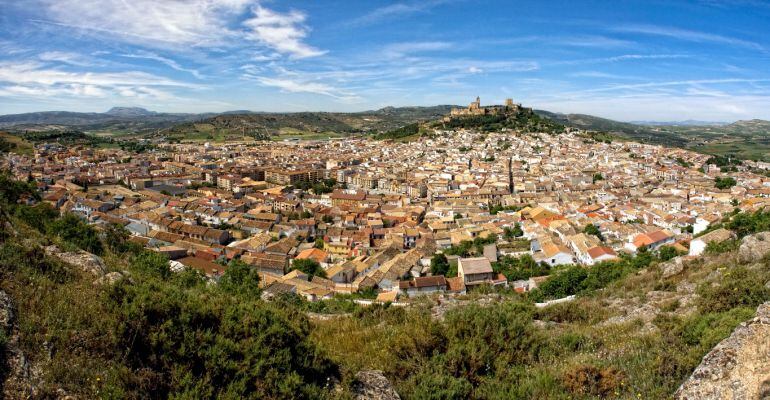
[{"xmin": 1, "ymin": 0, "xmax": 769, "ymax": 121}]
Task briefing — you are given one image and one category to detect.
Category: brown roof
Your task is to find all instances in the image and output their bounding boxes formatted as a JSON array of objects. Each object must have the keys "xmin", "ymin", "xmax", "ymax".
[
  {"xmin": 178, "ymin": 256, "xmax": 226, "ymax": 276},
  {"xmin": 446, "ymin": 276, "xmax": 466, "ymax": 292},
  {"xmin": 330, "ymin": 190, "xmax": 366, "ymax": 201},
  {"xmin": 413, "ymin": 275, "xmax": 447, "ymax": 288},
  {"xmin": 587, "ymin": 246, "xmax": 617, "ymax": 259},
  {"xmin": 459, "ymin": 257, "xmax": 493, "ymax": 274}
]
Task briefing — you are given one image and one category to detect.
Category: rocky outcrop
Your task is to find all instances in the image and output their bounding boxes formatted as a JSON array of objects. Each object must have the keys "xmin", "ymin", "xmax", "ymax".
[
  {"xmin": 1, "ymin": 290, "xmax": 35, "ymax": 399},
  {"xmin": 351, "ymin": 370, "xmax": 401, "ymax": 400},
  {"xmin": 94, "ymin": 271, "xmax": 131, "ymax": 286},
  {"xmin": 675, "ymin": 302, "xmax": 770, "ymax": 400},
  {"xmin": 738, "ymin": 232, "xmax": 770, "ymax": 263},
  {"xmin": 661, "ymin": 256, "xmax": 687, "ymax": 278},
  {"xmin": 44, "ymin": 245, "xmax": 106, "ymax": 277},
  {"xmin": 0, "ymin": 290, "xmax": 11, "ymax": 332}
]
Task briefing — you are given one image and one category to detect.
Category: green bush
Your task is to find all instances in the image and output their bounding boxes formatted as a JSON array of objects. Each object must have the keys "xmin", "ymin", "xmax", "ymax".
[
  {"xmin": 698, "ymin": 267, "xmax": 770, "ymax": 313},
  {"xmin": 104, "ymin": 277, "xmax": 338, "ymax": 399},
  {"xmin": 48, "ymin": 213, "xmax": 104, "ymax": 255}
]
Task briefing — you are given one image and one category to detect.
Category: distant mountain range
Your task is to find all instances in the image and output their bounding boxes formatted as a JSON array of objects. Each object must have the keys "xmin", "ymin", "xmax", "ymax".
[
  {"xmin": 0, "ymin": 107, "xmax": 210, "ymax": 130},
  {"xmin": 629, "ymin": 120, "xmax": 729, "ymax": 126},
  {"xmin": 1, "ymin": 105, "xmax": 768, "ymax": 161},
  {"xmin": 0, "ymin": 106, "xmax": 455, "ymax": 134}
]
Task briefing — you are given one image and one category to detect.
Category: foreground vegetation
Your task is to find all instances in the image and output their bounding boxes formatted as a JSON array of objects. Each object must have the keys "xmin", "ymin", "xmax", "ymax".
[{"xmin": 1, "ymin": 173, "xmax": 769, "ymax": 399}]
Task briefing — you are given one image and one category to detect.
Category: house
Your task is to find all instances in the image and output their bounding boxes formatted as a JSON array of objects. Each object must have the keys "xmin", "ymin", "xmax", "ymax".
[
  {"xmin": 330, "ymin": 190, "xmax": 366, "ymax": 206},
  {"xmin": 689, "ymin": 228, "xmax": 735, "ymax": 256},
  {"xmin": 534, "ymin": 243, "xmax": 574, "ymax": 266},
  {"xmin": 177, "ymin": 256, "xmax": 226, "ymax": 278},
  {"xmin": 376, "ymin": 290, "xmax": 399, "ymax": 303},
  {"xmin": 626, "ymin": 229, "xmax": 675, "ymax": 252},
  {"xmin": 586, "ymin": 246, "xmax": 618, "ymax": 264},
  {"xmin": 457, "ymin": 257, "xmax": 498, "ymax": 287},
  {"xmin": 261, "ymin": 282, "xmax": 297, "ymax": 300},
  {"xmin": 445, "ymin": 276, "xmax": 467, "ymax": 295},
  {"xmin": 398, "ymin": 275, "xmax": 447, "ymax": 297},
  {"xmin": 482, "ymin": 243, "xmax": 498, "ymax": 262},
  {"xmin": 294, "ymin": 248, "xmax": 329, "ymax": 267}
]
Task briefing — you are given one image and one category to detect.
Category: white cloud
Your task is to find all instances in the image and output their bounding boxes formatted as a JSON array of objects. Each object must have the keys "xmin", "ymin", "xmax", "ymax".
[
  {"xmin": 39, "ymin": 0, "xmax": 248, "ymax": 47},
  {"xmin": 0, "ymin": 61, "xmax": 193, "ymax": 100},
  {"xmin": 242, "ymin": 5, "xmax": 325, "ymax": 58},
  {"xmin": 36, "ymin": 0, "xmax": 325, "ymax": 58}
]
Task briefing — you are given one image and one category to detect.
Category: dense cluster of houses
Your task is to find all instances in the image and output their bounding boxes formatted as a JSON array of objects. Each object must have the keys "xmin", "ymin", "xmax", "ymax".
[{"xmin": 5, "ymin": 128, "xmax": 770, "ymax": 302}]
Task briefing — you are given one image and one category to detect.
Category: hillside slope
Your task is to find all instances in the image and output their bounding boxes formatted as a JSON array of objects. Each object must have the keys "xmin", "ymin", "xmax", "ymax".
[{"xmin": 1, "ymin": 172, "xmax": 769, "ymax": 399}]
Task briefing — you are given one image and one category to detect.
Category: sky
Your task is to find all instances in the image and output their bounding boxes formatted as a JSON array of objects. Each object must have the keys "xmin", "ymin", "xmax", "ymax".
[{"xmin": 1, "ymin": 0, "xmax": 769, "ymax": 122}]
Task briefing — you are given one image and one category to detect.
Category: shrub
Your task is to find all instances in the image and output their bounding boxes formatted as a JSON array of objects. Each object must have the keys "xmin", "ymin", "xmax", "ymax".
[
  {"xmin": 705, "ymin": 238, "xmax": 739, "ymax": 255},
  {"xmin": 698, "ymin": 267, "xmax": 770, "ymax": 313},
  {"xmin": 562, "ymin": 364, "xmax": 625, "ymax": 397},
  {"xmin": 48, "ymin": 213, "xmax": 104, "ymax": 255}
]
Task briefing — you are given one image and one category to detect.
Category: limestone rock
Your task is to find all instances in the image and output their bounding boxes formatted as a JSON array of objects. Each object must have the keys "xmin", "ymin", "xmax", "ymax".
[
  {"xmin": 661, "ymin": 256, "xmax": 686, "ymax": 278},
  {"xmin": 0, "ymin": 290, "xmax": 12, "ymax": 332},
  {"xmin": 351, "ymin": 370, "xmax": 401, "ymax": 400},
  {"xmin": 738, "ymin": 232, "xmax": 770, "ymax": 263},
  {"xmin": 93, "ymin": 271, "xmax": 125, "ymax": 286},
  {"xmin": 675, "ymin": 302, "xmax": 770, "ymax": 400},
  {"xmin": 1, "ymin": 290, "xmax": 36, "ymax": 399},
  {"xmin": 44, "ymin": 245, "xmax": 106, "ymax": 277}
]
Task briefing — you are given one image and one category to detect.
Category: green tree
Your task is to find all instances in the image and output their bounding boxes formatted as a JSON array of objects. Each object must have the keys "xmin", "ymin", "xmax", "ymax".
[
  {"xmin": 219, "ymin": 259, "xmax": 260, "ymax": 297},
  {"xmin": 714, "ymin": 176, "xmax": 737, "ymax": 190},
  {"xmin": 583, "ymin": 224, "xmax": 604, "ymax": 242},
  {"xmin": 103, "ymin": 223, "xmax": 130, "ymax": 253},
  {"xmin": 658, "ymin": 245, "xmax": 680, "ymax": 262},
  {"xmin": 430, "ymin": 253, "xmax": 450, "ymax": 276},
  {"xmin": 290, "ymin": 258, "xmax": 326, "ymax": 279},
  {"xmin": 131, "ymin": 250, "xmax": 171, "ymax": 279}
]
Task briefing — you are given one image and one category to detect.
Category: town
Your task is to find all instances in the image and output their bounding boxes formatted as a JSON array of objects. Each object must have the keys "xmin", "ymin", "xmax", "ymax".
[{"xmin": 4, "ymin": 103, "xmax": 768, "ymax": 308}]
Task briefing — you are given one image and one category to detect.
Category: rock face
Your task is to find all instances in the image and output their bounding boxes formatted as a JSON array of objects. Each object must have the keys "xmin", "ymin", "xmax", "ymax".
[
  {"xmin": 1, "ymin": 290, "xmax": 34, "ymax": 399},
  {"xmin": 738, "ymin": 232, "xmax": 770, "ymax": 263},
  {"xmin": 675, "ymin": 302, "xmax": 770, "ymax": 400},
  {"xmin": 44, "ymin": 245, "xmax": 106, "ymax": 277},
  {"xmin": 351, "ymin": 370, "xmax": 401, "ymax": 400},
  {"xmin": 0, "ymin": 290, "xmax": 12, "ymax": 332},
  {"xmin": 93, "ymin": 271, "xmax": 125, "ymax": 286},
  {"xmin": 661, "ymin": 256, "xmax": 687, "ymax": 278}
]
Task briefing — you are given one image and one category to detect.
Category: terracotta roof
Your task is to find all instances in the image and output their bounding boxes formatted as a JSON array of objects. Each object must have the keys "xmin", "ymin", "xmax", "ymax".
[{"xmin": 587, "ymin": 246, "xmax": 617, "ymax": 259}]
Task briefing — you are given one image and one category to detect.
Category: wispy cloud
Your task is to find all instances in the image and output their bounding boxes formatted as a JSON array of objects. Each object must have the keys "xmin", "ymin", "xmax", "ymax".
[
  {"xmin": 614, "ymin": 24, "xmax": 766, "ymax": 51},
  {"xmin": 119, "ymin": 51, "xmax": 204, "ymax": 79},
  {"xmin": 348, "ymin": 0, "xmax": 455, "ymax": 26},
  {"xmin": 0, "ymin": 61, "xmax": 196, "ymax": 100},
  {"xmin": 244, "ymin": 71, "xmax": 359, "ymax": 102},
  {"xmin": 581, "ymin": 78, "xmax": 770, "ymax": 94},
  {"xmin": 382, "ymin": 41, "xmax": 454, "ymax": 58},
  {"xmin": 38, "ymin": 51, "xmax": 106, "ymax": 67},
  {"xmin": 556, "ymin": 54, "xmax": 691, "ymax": 66}
]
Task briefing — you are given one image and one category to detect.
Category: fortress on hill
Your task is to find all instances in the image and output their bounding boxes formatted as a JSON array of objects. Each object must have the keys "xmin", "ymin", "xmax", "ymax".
[{"xmin": 449, "ymin": 96, "xmax": 524, "ymax": 117}]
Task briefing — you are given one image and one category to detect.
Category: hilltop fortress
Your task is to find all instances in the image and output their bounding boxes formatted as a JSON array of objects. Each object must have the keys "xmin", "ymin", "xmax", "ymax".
[{"xmin": 449, "ymin": 96, "xmax": 526, "ymax": 117}]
